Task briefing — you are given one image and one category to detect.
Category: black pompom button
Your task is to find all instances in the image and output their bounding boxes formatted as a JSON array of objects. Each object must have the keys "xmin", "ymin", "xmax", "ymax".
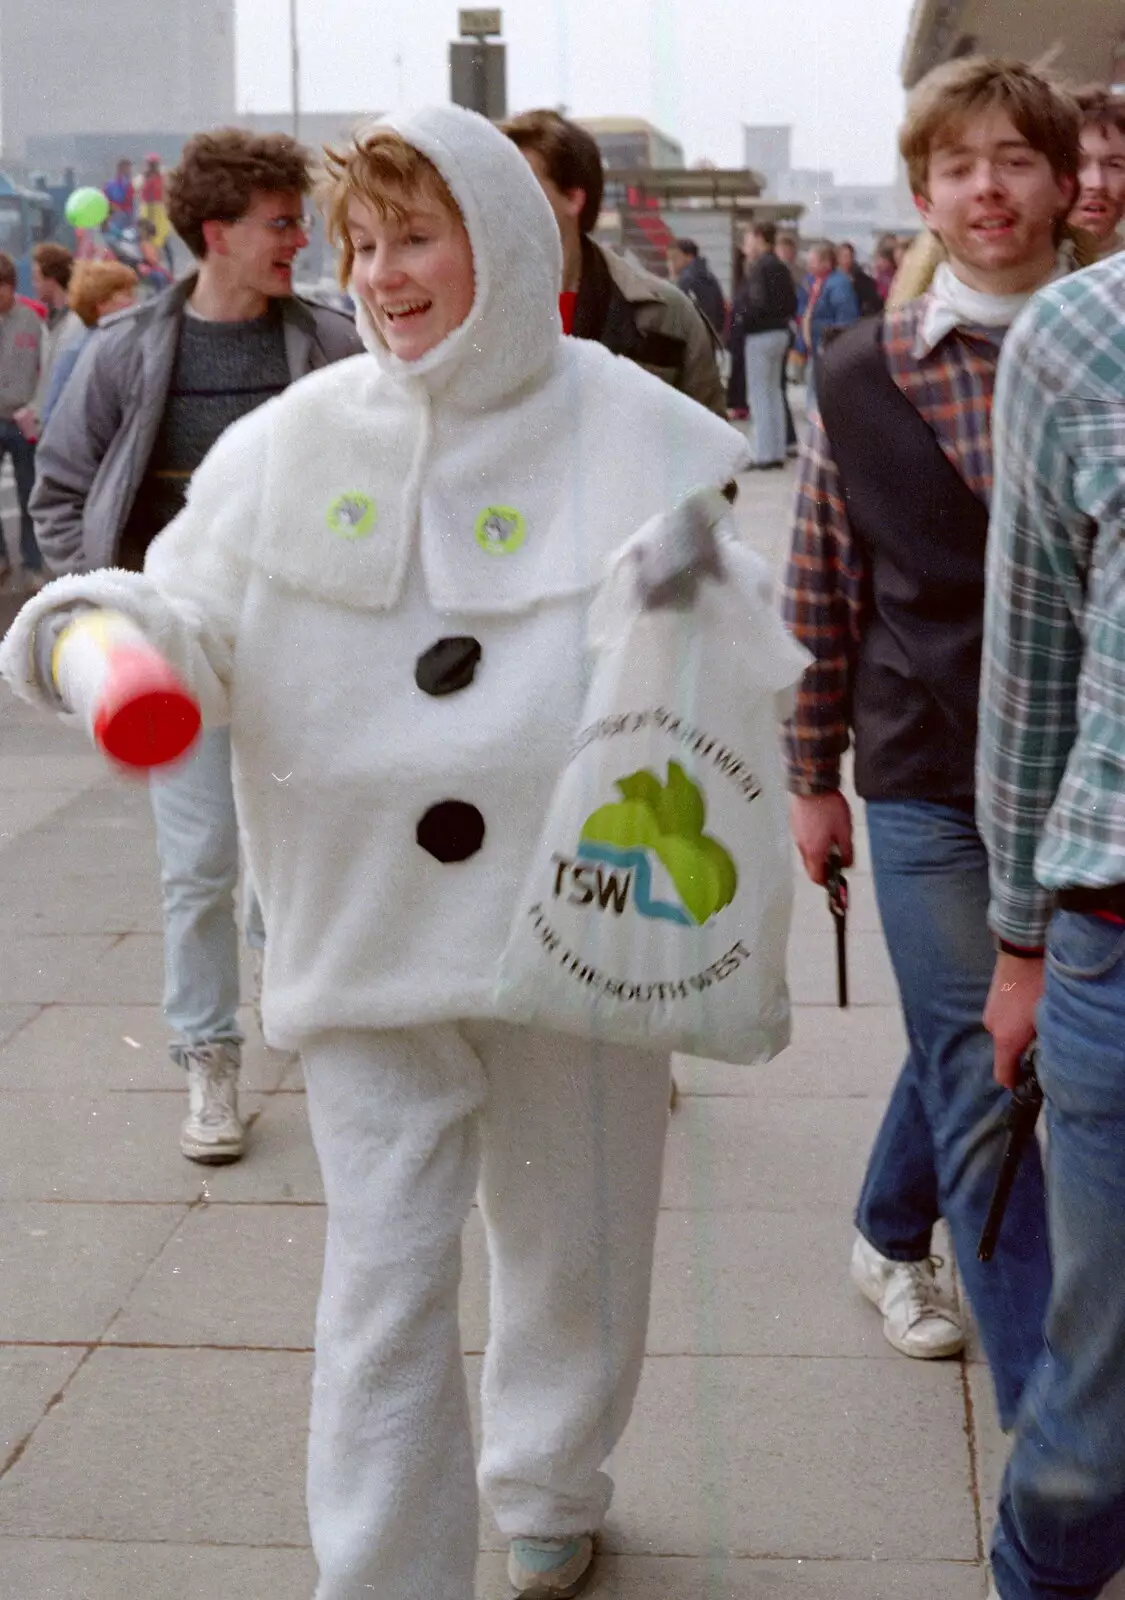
[
  {"xmin": 416, "ymin": 801, "xmax": 486, "ymax": 864},
  {"xmin": 415, "ymin": 636, "xmax": 483, "ymax": 697}
]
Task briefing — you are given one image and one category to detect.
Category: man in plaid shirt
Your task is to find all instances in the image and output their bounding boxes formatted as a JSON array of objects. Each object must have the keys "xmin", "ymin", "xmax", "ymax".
[
  {"xmin": 979, "ymin": 250, "xmax": 1125, "ymax": 1599},
  {"xmin": 783, "ymin": 59, "xmax": 1079, "ymax": 1433}
]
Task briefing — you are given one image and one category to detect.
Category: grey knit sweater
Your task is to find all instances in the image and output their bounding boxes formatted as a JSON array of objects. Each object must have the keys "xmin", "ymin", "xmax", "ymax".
[{"xmin": 118, "ymin": 307, "xmax": 289, "ymax": 571}]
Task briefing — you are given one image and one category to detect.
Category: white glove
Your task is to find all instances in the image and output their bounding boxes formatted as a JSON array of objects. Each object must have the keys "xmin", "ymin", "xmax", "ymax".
[{"xmin": 630, "ymin": 485, "xmax": 730, "ymax": 610}]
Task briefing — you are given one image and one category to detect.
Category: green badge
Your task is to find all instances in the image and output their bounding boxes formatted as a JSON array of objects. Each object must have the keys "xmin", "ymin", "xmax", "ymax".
[
  {"xmin": 327, "ymin": 492, "xmax": 377, "ymax": 539},
  {"xmin": 474, "ymin": 505, "xmax": 526, "ymax": 556}
]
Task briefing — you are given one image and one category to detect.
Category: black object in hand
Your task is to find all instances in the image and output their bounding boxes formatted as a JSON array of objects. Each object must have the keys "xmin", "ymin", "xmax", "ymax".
[
  {"xmin": 977, "ymin": 1048, "xmax": 1043, "ymax": 1263},
  {"xmin": 826, "ymin": 845, "xmax": 848, "ymax": 1009}
]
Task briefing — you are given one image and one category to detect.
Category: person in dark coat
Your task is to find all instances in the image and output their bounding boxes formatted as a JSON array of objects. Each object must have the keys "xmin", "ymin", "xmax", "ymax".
[
  {"xmin": 839, "ymin": 241, "xmax": 884, "ymax": 316},
  {"xmin": 667, "ymin": 238, "xmax": 726, "ymax": 338}
]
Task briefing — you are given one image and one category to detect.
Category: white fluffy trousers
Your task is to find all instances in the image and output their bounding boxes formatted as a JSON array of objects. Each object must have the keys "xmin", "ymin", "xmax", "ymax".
[{"xmin": 300, "ymin": 1021, "xmax": 671, "ymax": 1600}]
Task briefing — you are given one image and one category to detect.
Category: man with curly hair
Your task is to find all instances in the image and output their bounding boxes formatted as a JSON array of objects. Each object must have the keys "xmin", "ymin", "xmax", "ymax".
[{"xmin": 32, "ymin": 129, "xmax": 362, "ymax": 1165}]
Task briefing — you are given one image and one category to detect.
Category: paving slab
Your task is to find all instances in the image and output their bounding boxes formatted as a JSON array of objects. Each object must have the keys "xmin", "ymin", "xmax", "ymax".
[
  {"xmin": 0, "ymin": 1539, "xmax": 319, "ymax": 1600},
  {"xmin": 660, "ymin": 1094, "xmax": 886, "ymax": 1212},
  {"xmin": 0, "ymin": 1347, "xmax": 89, "ymax": 1463},
  {"xmin": 476, "ymin": 1552, "xmax": 988, "ymax": 1599},
  {"xmin": 0, "ymin": 720, "xmax": 83, "ymax": 758},
  {"xmin": 0, "ymin": 753, "xmax": 106, "ymax": 790},
  {"xmin": 674, "ymin": 1003, "xmax": 905, "ymax": 1098},
  {"xmin": 0, "ymin": 821, "xmax": 151, "ymax": 880},
  {"xmin": 602, "ymin": 1356, "xmax": 977, "ymax": 1562},
  {"xmin": 55, "ymin": 933, "xmax": 166, "ymax": 1006},
  {"xmin": 0, "ymin": 1090, "xmax": 247, "ymax": 1201},
  {"xmin": 645, "ymin": 1208, "xmax": 941, "ymax": 1357},
  {"xmin": 0, "ymin": 871, "xmax": 161, "ymax": 935},
  {"xmin": 0, "ymin": 1003, "xmax": 37, "ymax": 1052},
  {"xmin": 108, "ymin": 1201, "xmax": 324, "ymax": 1349},
  {"xmin": 0, "ymin": 934, "xmax": 118, "ymax": 1005},
  {"xmin": 0, "ymin": 788, "xmax": 87, "ymax": 842},
  {"xmin": 0, "ymin": 1003, "xmax": 289, "ymax": 1093},
  {"xmin": 0, "ymin": 1347, "xmax": 312, "ymax": 1545},
  {"xmin": 0, "ymin": 1201, "xmax": 186, "ymax": 1343},
  {"xmin": 472, "ymin": 1354, "xmax": 976, "ymax": 1562}
]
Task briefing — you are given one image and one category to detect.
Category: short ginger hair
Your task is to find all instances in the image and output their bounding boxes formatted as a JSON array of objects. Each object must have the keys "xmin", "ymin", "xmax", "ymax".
[
  {"xmin": 320, "ymin": 126, "xmax": 463, "ymax": 287},
  {"xmin": 168, "ymin": 128, "xmax": 312, "ymax": 258},
  {"xmin": 68, "ymin": 261, "xmax": 137, "ymax": 326},
  {"xmin": 900, "ymin": 57, "xmax": 1081, "ymax": 198}
]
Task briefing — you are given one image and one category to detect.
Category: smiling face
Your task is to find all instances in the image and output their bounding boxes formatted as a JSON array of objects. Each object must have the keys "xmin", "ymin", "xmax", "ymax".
[
  {"xmin": 1071, "ymin": 120, "xmax": 1125, "ymax": 243},
  {"xmin": 915, "ymin": 107, "xmax": 1075, "ymax": 293},
  {"xmin": 347, "ymin": 192, "xmax": 476, "ymax": 363}
]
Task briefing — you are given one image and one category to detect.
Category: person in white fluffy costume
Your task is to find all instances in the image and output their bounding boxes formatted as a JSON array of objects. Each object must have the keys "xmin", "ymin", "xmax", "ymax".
[{"xmin": 1, "ymin": 107, "xmax": 752, "ymax": 1599}]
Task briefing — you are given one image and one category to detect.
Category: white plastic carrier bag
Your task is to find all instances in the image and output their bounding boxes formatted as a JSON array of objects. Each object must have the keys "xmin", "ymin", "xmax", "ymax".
[{"xmin": 494, "ymin": 517, "xmax": 811, "ymax": 1066}]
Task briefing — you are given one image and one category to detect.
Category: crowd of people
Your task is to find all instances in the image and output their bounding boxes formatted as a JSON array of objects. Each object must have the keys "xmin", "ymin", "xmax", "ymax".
[{"xmin": 0, "ymin": 53, "xmax": 1122, "ymax": 1600}]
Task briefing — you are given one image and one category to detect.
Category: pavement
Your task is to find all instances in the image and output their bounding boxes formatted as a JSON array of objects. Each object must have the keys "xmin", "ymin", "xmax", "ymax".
[{"xmin": 0, "ymin": 447, "xmax": 1116, "ymax": 1600}]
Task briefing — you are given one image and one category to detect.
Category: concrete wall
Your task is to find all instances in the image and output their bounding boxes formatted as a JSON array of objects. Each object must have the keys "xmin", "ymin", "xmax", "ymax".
[
  {"xmin": 903, "ymin": 0, "xmax": 1125, "ymax": 87},
  {"xmin": 0, "ymin": 0, "xmax": 236, "ymax": 159}
]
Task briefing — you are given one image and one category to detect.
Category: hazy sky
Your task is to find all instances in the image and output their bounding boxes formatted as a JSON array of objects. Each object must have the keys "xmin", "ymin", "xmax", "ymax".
[{"xmin": 236, "ymin": 0, "xmax": 916, "ymax": 184}]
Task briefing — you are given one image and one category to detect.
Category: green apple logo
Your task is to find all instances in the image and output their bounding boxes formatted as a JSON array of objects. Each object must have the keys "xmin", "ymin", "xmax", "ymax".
[{"xmin": 578, "ymin": 761, "xmax": 737, "ymax": 926}]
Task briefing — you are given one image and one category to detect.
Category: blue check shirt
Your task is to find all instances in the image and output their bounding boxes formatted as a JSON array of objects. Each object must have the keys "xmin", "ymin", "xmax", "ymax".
[{"xmin": 979, "ymin": 253, "xmax": 1125, "ymax": 945}]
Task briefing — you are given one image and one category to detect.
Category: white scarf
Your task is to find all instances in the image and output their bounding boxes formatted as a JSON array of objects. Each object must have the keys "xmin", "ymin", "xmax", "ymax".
[{"xmin": 920, "ymin": 257, "xmax": 1066, "ymax": 352}]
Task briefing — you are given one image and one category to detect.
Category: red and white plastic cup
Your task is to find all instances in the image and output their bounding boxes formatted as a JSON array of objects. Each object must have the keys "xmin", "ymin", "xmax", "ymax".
[{"xmin": 52, "ymin": 609, "xmax": 202, "ymax": 771}]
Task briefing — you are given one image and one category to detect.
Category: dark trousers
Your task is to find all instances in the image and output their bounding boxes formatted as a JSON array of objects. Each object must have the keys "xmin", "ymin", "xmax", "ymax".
[
  {"xmin": 0, "ymin": 419, "xmax": 42, "ymax": 572},
  {"xmin": 782, "ymin": 331, "xmax": 796, "ymax": 449}
]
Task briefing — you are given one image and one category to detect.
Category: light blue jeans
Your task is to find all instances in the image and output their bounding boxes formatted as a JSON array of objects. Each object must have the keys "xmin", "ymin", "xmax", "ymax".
[
  {"xmin": 857, "ymin": 801, "xmax": 1051, "ymax": 1429},
  {"xmin": 991, "ymin": 910, "xmax": 1125, "ymax": 1599},
  {"xmin": 149, "ymin": 725, "xmax": 264, "ymax": 1061},
  {"xmin": 744, "ymin": 328, "xmax": 789, "ymax": 466}
]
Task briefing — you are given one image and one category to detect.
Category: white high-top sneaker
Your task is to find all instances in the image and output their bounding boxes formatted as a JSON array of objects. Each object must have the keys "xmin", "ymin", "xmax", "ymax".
[
  {"xmin": 850, "ymin": 1233, "xmax": 965, "ymax": 1359},
  {"xmin": 180, "ymin": 1043, "xmax": 245, "ymax": 1164}
]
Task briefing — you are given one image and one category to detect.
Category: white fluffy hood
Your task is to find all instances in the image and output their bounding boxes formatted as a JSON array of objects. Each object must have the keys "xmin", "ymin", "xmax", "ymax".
[{"xmin": 350, "ymin": 104, "xmax": 563, "ymax": 409}]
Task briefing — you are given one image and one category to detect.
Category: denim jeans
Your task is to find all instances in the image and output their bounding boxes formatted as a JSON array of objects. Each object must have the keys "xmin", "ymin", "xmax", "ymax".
[
  {"xmin": 0, "ymin": 419, "xmax": 42, "ymax": 572},
  {"xmin": 991, "ymin": 911, "xmax": 1125, "ymax": 1599},
  {"xmin": 857, "ymin": 801, "xmax": 1051, "ymax": 1428},
  {"xmin": 744, "ymin": 329, "xmax": 789, "ymax": 465},
  {"xmin": 149, "ymin": 725, "xmax": 264, "ymax": 1059}
]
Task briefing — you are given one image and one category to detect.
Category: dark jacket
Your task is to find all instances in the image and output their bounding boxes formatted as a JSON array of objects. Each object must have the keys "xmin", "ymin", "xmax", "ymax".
[
  {"xmin": 733, "ymin": 250, "xmax": 798, "ymax": 338},
  {"xmin": 32, "ymin": 275, "xmax": 362, "ymax": 574},
  {"xmin": 848, "ymin": 266, "xmax": 884, "ymax": 318},
  {"xmin": 817, "ymin": 316, "xmax": 988, "ymax": 804},
  {"xmin": 573, "ymin": 237, "xmax": 726, "ymax": 416},
  {"xmin": 675, "ymin": 256, "xmax": 726, "ymax": 338}
]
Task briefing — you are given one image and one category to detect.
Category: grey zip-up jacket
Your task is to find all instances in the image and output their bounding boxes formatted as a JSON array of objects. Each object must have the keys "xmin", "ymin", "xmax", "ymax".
[{"xmin": 31, "ymin": 276, "xmax": 363, "ymax": 574}]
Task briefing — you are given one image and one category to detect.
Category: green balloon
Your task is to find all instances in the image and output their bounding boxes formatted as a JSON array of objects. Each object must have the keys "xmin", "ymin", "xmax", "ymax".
[{"xmin": 65, "ymin": 187, "xmax": 110, "ymax": 229}]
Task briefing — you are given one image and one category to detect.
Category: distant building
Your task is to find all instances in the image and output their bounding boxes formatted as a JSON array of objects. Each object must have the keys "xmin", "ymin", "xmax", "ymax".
[
  {"xmin": 568, "ymin": 117, "xmax": 797, "ymax": 300},
  {"xmin": 741, "ymin": 123, "xmax": 918, "ymax": 257},
  {"xmin": 740, "ymin": 125, "xmax": 794, "ymax": 194},
  {"xmin": 0, "ymin": 0, "xmax": 236, "ymax": 165},
  {"xmin": 577, "ymin": 118, "xmax": 684, "ymax": 171}
]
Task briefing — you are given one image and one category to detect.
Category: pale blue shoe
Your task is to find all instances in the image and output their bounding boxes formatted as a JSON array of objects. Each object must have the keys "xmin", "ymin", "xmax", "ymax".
[{"xmin": 507, "ymin": 1534, "xmax": 595, "ymax": 1598}]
